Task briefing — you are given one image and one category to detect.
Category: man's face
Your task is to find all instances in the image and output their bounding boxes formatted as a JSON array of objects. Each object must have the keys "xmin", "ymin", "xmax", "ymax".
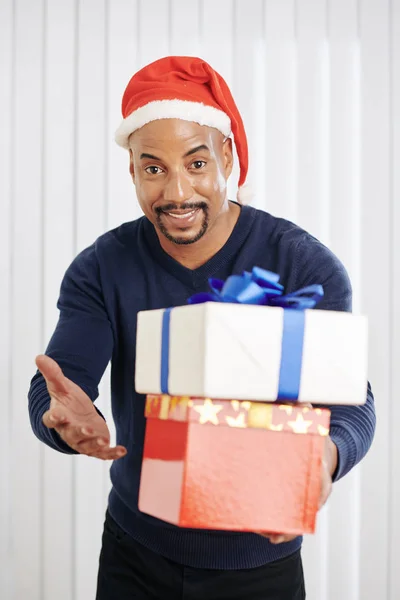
[{"xmin": 129, "ymin": 119, "xmax": 233, "ymax": 245}]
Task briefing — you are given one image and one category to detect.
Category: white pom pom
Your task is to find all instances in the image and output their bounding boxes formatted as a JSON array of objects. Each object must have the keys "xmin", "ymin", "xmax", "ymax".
[{"xmin": 237, "ymin": 183, "xmax": 253, "ymax": 205}]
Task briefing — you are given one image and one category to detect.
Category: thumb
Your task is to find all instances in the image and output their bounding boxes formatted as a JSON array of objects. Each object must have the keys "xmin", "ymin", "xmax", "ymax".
[
  {"xmin": 35, "ymin": 354, "xmax": 69, "ymax": 395},
  {"xmin": 318, "ymin": 461, "xmax": 333, "ymax": 509}
]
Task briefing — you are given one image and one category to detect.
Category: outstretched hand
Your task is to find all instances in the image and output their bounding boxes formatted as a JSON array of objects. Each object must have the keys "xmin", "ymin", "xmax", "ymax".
[{"xmin": 37, "ymin": 355, "xmax": 127, "ymax": 461}]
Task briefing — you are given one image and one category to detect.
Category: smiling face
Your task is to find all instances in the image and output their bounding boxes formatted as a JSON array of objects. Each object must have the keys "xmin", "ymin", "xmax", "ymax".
[{"xmin": 128, "ymin": 119, "xmax": 234, "ymax": 248}]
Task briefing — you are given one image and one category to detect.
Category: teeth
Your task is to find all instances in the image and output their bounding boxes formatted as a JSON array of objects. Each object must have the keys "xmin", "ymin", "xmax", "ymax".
[{"xmin": 167, "ymin": 210, "xmax": 196, "ymax": 219}]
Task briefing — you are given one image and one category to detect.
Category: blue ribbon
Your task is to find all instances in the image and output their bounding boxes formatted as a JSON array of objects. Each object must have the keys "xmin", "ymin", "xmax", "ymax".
[
  {"xmin": 277, "ymin": 310, "xmax": 306, "ymax": 400},
  {"xmin": 161, "ymin": 267, "xmax": 323, "ymax": 399},
  {"xmin": 161, "ymin": 308, "xmax": 172, "ymax": 394}
]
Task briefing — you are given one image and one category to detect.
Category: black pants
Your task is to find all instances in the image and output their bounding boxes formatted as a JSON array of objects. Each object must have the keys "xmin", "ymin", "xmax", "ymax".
[{"xmin": 96, "ymin": 512, "xmax": 306, "ymax": 600}]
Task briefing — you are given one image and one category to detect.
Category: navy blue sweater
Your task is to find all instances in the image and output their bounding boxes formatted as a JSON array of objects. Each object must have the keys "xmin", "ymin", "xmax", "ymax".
[{"xmin": 28, "ymin": 204, "xmax": 376, "ymax": 570}]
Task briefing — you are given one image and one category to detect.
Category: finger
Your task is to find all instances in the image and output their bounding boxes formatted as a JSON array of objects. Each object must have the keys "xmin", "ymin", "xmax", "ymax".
[
  {"xmin": 84, "ymin": 445, "xmax": 127, "ymax": 461},
  {"xmin": 36, "ymin": 355, "xmax": 69, "ymax": 395},
  {"xmin": 319, "ymin": 477, "xmax": 333, "ymax": 509},
  {"xmin": 76, "ymin": 435, "xmax": 112, "ymax": 455},
  {"xmin": 270, "ymin": 534, "xmax": 298, "ymax": 544},
  {"xmin": 256, "ymin": 531, "xmax": 285, "ymax": 542},
  {"xmin": 55, "ymin": 424, "xmax": 106, "ymax": 449},
  {"xmin": 42, "ymin": 408, "xmax": 70, "ymax": 429},
  {"xmin": 257, "ymin": 531, "xmax": 298, "ymax": 544},
  {"xmin": 256, "ymin": 531, "xmax": 274, "ymax": 538},
  {"xmin": 76, "ymin": 431, "xmax": 126, "ymax": 456},
  {"xmin": 269, "ymin": 535, "xmax": 287, "ymax": 544},
  {"xmin": 318, "ymin": 459, "xmax": 333, "ymax": 509}
]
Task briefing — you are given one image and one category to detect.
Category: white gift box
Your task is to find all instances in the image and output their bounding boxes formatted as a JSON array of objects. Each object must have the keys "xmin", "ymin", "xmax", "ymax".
[{"xmin": 135, "ymin": 302, "xmax": 368, "ymax": 405}]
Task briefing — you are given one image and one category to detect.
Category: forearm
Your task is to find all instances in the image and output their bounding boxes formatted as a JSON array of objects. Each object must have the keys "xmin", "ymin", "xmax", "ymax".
[{"xmin": 328, "ymin": 382, "xmax": 376, "ymax": 481}]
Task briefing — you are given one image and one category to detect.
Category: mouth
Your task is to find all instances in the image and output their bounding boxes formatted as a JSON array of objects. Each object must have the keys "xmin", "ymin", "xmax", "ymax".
[
  {"xmin": 165, "ymin": 208, "xmax": 198, "ymax": 219},
  {"xmin": 158, "ymin": 206, "xmax": 203, "ymax": 228}
]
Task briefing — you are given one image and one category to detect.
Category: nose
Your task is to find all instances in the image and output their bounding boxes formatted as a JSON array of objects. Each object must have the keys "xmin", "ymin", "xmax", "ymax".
[{"xmin": 163, "ymin": 171, "xmax": 193, "ymax": 204}]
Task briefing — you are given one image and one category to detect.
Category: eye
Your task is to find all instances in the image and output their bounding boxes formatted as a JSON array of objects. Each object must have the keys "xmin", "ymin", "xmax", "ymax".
[
  {"xmin": 190, "ymin": 160, "xmax": 206, "ymax": 170},
  {"xmin": 145, "ymin": 166, "xmax": 164, "ymax": 175}
]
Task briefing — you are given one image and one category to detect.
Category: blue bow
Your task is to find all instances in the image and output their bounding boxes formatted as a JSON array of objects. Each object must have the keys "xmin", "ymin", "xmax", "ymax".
[
  {"xmin": 188, "ymin": 267, "xmax": 323, "ymax": 310},
  {"xmin": 161, "ymin": 267, "xmax": 324, "ymax": 401}
]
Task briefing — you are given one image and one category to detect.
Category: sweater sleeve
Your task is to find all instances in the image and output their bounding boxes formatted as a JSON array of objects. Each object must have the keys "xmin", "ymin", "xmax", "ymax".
[
  {"xmin": 28, "ymin": 244, "xmax": 114, "ymax": 454},
  {"xmin": 292, "ymin": 235, "xmax": 376, "ymax": 481}
]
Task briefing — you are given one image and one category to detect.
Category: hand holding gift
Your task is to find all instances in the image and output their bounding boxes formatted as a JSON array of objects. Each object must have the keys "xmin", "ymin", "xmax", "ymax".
[{"xmin": 259, "ymin": 433, "xmax": 337, "ymax": 544}]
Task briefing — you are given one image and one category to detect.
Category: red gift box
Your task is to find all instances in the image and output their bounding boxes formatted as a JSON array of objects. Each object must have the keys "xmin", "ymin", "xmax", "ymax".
[{"xmin": 139, "ymin": 395, "xmax": 331, "ymax": 535}]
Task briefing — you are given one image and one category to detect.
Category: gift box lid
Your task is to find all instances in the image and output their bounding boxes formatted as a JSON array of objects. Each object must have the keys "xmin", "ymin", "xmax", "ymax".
[{"xmin": 145, "ymin": 395, "xmax": 330, "ymax": 436}]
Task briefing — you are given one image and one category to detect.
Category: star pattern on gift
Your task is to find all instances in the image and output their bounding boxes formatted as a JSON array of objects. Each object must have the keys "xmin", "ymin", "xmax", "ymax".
[
  {"xmin": 230, "ymin": 400, "xmax": 251, "ymax": 413},
  {"xmin": 317, "ymin": 424, "xmax": 329, "ymax": 437},
  {"xmin": 269, "ymin": 423, "xmax": 284, "ymax": 432},
  {"xmin": 225, "ymin": 412, "xmax": 247, "ymax": 428},
  {"xmin": 288, "ymin": 413, "xmax": 314, "ymax": 434},
  {"xmin": 231, "ymin": 400, "xmax": 240, "ymax": 412},
  {"xmin": 193, "ymin": 398, "xmax": 224, "ymax": 425},
  {"xmin": 146, "ymin": 394, "xmax": 330, "ymax": 436},
  {"xmin": 279, "ymin": 404, "xmax": 293, "ymax": 415}
]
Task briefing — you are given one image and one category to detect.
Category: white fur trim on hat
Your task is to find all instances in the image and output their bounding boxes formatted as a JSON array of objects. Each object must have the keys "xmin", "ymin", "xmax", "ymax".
[
  {"xmin": 237, "ymin": 183, "xmax": 253, "ymax": 205},
  {"xmin": 115, "ymin": 99, "xmax": 232, "ymax": 148}
]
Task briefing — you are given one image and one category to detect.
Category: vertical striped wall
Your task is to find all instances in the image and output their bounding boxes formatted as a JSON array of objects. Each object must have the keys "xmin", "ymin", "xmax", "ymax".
[{"xmin": 0, "ymin": 1, "xmax": 398, "ymax": 598}]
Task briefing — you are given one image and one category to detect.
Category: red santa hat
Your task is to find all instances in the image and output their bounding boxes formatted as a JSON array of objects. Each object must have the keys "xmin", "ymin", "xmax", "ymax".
[{"xmin": 115, "ymin": 56, "xmax": 251, "ymax": 204}]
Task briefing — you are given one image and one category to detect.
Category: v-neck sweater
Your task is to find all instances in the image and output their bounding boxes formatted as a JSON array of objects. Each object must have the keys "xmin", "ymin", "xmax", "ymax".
[{"xmin": 28, "ymin": 204, "xmax": 376, "ymax": 569}]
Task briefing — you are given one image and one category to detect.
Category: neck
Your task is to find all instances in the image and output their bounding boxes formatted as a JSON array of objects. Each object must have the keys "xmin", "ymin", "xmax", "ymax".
[{"xmin": 157, "ymin": 202, "xmax": 241, "ymax": 269}]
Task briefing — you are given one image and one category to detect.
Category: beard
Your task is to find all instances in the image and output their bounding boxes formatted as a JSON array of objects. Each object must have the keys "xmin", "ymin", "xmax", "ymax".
[{"xmin": 155, "ymin": 202, "xmax": 209, "ymax": 245}]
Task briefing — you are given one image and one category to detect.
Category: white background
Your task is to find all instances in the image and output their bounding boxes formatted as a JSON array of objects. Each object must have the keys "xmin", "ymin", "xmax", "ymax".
[{"xmin": 0, "ymin": 0, "xmax": 398, "ymax": 598}]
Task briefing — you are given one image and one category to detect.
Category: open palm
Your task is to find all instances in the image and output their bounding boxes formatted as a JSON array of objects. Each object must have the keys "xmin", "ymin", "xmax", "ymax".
[{"xmin": 37, "ymin": 354, "xmax": 127, "ymax": 460}]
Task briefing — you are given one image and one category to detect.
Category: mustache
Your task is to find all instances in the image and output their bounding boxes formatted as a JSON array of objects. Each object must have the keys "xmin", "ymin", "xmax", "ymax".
[{"xmin": 155, "ymin": 202, "xmax": 208, "ymax": 215}]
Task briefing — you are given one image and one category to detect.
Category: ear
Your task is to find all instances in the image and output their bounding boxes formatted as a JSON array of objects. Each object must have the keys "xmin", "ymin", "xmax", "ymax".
[
  {"xmin": 129, "ymin": 149, "xmax": 135, "ymax": 183},
  {"xmin": 222, "ymin": 137, "xmax": 233, "ymax": 180}
]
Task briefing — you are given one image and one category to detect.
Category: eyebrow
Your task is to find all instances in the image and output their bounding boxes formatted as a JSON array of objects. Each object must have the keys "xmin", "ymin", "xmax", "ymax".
[
  {"xmin": 184, "ymin": 144, "xmax": 210, "ymax": 157},
  {"xmin": 139, "ymin": 144, "xmax": 210, "ymax": 162}
]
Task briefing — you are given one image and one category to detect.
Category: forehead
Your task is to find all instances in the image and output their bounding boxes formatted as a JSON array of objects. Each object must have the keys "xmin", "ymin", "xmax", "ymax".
[{"xmin": 129, "ymin": 118, "xmax": 222, "ymax": 153}]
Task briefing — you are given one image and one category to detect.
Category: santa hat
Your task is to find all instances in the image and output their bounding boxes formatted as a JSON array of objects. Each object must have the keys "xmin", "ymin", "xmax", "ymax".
[{"xmin": 115, "ymin": 56, "xmax": 251, "ymax": 204}]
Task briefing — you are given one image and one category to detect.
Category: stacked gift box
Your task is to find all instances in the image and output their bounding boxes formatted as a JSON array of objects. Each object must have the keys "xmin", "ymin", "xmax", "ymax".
[{"xmin": 135, "ymin": 268, "xmax": 368, "ymax": 535}]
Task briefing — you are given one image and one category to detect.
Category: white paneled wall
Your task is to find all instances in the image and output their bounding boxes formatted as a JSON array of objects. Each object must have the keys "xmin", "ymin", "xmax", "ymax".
[
  {"xmin": 0, "ymin": 1, "xmax": 13, "ymax": 598},
  {"xmin": 0, "ymin": 1, "xmax": 398, "ymax": 598},
  {"xmin": 390, "ymin": 4, "xmax": 400, "ymax": 596}
]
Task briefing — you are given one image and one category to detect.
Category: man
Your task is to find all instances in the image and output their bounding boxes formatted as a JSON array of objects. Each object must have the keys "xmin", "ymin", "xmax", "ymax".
[{"xmin": 29, "ymin": 56, "xmax": 376, "ymax": 599}]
